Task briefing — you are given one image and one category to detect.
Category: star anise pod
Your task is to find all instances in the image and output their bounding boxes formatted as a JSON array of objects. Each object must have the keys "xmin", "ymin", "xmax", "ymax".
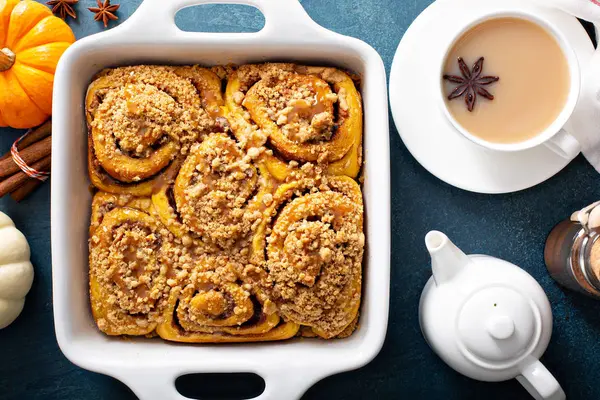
[
  {"xmin": 46, "ymin": 0, "xmax": 78, "ymax": 20},
  {"xmin": 443, "ymin": 57, "xmax": 499, "ymax": 112},
  {"xmin": 88, "ymin": 0, "xmax": 120, "ymax": 28}
]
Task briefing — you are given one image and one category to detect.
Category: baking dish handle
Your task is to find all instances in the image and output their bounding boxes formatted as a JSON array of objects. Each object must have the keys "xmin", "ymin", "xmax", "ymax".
[
  {"xmin": 119, "ymin": 0, "xmax": 328, "ymax": 39},
  {"xmin": 119, "ymin": 366, "xmax": 326, "ymax": 400}
]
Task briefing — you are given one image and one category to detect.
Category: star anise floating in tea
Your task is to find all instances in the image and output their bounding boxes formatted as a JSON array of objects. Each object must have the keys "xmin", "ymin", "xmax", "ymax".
[
  {"xmin": 443, "ymin": 57, "xmax": 499, "ymax": 112},
  {"xmin": 46, "ymin": 0, "xmax": 78, "ymax": 20},
  {"xmin": 88, "ymin": 0, "xmax": 120, "ymax": 28}
]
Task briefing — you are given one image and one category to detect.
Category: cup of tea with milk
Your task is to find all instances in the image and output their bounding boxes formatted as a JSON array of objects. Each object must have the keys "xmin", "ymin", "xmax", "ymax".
[{"xmin": 439, "ymin": 10, "xmax": 582, "ymax": 158}]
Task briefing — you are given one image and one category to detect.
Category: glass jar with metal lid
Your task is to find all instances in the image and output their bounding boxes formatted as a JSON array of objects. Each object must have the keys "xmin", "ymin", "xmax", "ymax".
[{"xmin": 545, "ymin": 201, "xmax": 600, "ymax": 298}]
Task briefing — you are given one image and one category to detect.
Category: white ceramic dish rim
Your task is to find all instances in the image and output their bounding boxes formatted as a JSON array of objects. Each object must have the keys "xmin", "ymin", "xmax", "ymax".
[{"xmin": 50, "ymin": 1, "xmax": 391, "ymax": 399}]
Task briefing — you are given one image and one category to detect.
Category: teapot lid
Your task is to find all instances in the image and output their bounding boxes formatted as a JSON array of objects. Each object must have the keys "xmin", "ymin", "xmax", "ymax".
[{"xmin": 457, "ymin": 285, "xmax": 541, "ymax": 369}]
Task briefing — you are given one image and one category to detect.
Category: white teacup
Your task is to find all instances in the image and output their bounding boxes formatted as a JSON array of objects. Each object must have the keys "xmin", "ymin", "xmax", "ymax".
[{"xmin": 438, "ymin": 10, "xmax": 582, "ymax": 159}]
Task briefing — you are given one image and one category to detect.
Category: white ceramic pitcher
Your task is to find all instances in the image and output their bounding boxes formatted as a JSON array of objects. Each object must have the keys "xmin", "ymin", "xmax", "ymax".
[{"xmin": 419, "ymin": 231, "xmax": 565, "ymax": 400}]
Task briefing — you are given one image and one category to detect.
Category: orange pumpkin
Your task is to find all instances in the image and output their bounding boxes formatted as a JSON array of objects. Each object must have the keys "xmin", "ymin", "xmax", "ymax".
[{"xmin": 0, "ymin": 0, "xmax": 75, "ymax": 129}]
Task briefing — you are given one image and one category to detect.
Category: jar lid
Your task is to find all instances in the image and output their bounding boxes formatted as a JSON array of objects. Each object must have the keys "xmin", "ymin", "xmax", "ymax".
[{"xmin": 457, "ymin": 285, "xmax": 541, "ymax": 370}]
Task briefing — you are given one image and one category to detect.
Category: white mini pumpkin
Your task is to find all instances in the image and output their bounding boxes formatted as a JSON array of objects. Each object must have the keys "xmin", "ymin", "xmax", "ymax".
[{"xmin": 0, "ymin": 212, "xmax": 33, "ymax": 329}]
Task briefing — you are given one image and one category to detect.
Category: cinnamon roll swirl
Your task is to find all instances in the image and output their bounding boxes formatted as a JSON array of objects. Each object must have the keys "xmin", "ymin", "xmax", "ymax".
[
  {"xmin": 249, "ymin": 175, "xmax": 364, "ymax": 339},
  {"xmin": 152, "ymin": 133, "xmax": 268, "ymax": 249},
  {"xmin": 89, "ymin": 200, "xmax": 174, "ymax": 335},
  {"xmin": 225, "ymin": 63, "xmax": 363, "ymax": 180},
  {"xmin": 157, "ymin": 256, "xmax": 299, "ymax": 343},
  {"xmin": 90, "ymin": 191, "xmax": 155, "ymax": 235},
  {"xmin": 86, "ymin": 65, "xmax": 224, "ymax": 196}
]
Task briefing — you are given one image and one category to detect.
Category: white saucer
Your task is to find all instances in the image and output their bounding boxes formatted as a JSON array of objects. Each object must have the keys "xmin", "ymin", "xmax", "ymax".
[{"xmin": 389, "ymin": 0, "xmax": 594, "ymax": 194}]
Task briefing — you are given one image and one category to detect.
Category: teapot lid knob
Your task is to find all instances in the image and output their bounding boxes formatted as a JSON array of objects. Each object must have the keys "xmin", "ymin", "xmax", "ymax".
[{"xmin": 486, "ymin": 315, "xmax": 515, "ymax": 340}]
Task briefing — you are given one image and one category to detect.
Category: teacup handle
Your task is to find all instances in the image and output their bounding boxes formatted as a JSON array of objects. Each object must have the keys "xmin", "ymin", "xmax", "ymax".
[
  {"xmin": 516, "ymin": 357, "xmax": 566, "ymax": 400},
  {"xmin": 544, "ymin": 128, "xmax": 581, "ymax": 159}
]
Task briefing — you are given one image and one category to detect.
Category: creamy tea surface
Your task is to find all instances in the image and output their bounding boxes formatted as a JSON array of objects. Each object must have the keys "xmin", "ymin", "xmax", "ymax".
[{"xmin": 443, "ymin": 17, "xmax": 570, "ymax": 144}]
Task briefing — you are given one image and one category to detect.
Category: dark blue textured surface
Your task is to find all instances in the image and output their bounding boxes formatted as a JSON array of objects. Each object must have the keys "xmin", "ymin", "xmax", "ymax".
[{"xmin": 1, "ymin": 1, "xmax": 600, "ymax": 399}]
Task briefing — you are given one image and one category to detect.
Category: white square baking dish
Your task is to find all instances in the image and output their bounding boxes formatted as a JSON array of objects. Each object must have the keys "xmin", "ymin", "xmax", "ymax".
[{"xmin": 50, "ymin": 0, "xmax": 390, "ymax": 399}]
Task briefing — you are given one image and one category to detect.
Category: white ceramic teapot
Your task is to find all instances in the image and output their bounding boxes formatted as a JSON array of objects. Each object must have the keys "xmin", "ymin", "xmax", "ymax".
[{"xmin": 419, "ymin": 231, "xmax": 565, "ymax": 400}]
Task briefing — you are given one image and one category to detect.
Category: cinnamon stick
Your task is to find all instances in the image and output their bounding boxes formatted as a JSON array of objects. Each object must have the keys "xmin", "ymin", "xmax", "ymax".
[
  {"xmin": 10, "ymin": 179, "xmax": 42, "ymax": 202},
  {"xmin": 0, "ymin": 155, "xmax": 51, "ymax": 197},
  {"xmin": 0, "ymin": 120, "xmax": 52, "ymax": 162},
  {"xmin": 0, "ymin": 135, "xmax": 52, "ymax": 179},
  {"xmin": 9, "ymin": 151, "xmax": 52, "ymax": 202}
]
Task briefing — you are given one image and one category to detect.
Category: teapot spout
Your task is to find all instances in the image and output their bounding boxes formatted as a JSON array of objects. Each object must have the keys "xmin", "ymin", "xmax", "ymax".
[{"xmin": 425, "ymin": 231, "xmax": 470, "ymax": 285}]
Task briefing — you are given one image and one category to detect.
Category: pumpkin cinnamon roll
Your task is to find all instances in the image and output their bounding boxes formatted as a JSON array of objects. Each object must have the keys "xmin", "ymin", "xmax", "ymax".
[
  {"xmin": 89, "ymin": 201, "xmax": 176, "ymax": 336},
  {"xmin": 86, "ymin": 63, "xmax": 367, "ymax": 343},
  {"xmin": 157, "ymin": 255, "xmax": 299, "ymax": 343},
  {"xmin": 86, "ymin": 65, "xmax": 225, "ymax": 196},
  {"xmin": 152, "ymin": 133, "xmax": 268, "ymax": 250},
  {"xmin": 249, "ymin": 175, "xmax": 364, "ymax": 339},
  {"xmin": 225, "ymin": 63, "xmax": 363, "ymax": 180}
]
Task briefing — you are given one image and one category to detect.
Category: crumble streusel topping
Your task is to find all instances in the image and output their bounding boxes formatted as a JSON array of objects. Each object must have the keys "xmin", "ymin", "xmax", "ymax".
[
  {"xmin": 247, "ymin": 176, "xmax": 364, "ymax": 338},
  {"xmin": 245, "ymin": 73, "xmax": 337, "ymax": 144},
  {"xmin": 88, "ymin": 63, "xmax": 365, "ymax": 341},
  {"xmin": 90, "ymin": 208, "xmax": 172, "ymax": 332},
  {"xmin": 174, "ymin": 134, "xmax": 262, "ymax": 249},
  {"xmin": 91, "ymin": 66, "xmax": 214, "ymax": 151}
]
